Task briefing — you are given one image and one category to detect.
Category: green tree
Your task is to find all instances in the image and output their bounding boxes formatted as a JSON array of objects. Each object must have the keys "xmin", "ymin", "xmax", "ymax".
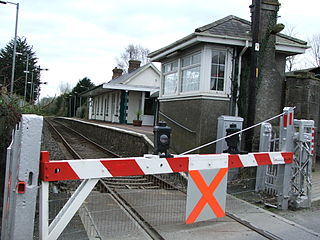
[
  {"xmin": 0, "ymin": 37, "xmax": 40, "ymax": 102},
  {"xmin": 68, "ymin": 77, "xmax": 95, "ymax": 117},
  {"xmin": 72, "ymin": 77, "xmax": 94, "ymax": 94}
]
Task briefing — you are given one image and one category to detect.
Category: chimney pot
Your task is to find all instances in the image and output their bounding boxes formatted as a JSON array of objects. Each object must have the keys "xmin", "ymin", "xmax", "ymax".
[
  {"xmin": 128, "ymin": 60, "xmax": 141, "ymax": 73},
  {"xmin": 112, "ymin": 67, "xmax": 123, "ymax": 79}
]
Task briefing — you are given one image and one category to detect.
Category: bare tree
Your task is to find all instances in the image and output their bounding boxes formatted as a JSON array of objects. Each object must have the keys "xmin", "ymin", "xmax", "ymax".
[
  {"xmin": 116, "ymin": 44, "xmax": 150, "ymax": 72},
  {"xmin": 59, "ymin": 81, "xmax": 71, "ymax": 94},
  {"xmin": 308, "ymin": 33, "xmax": 320, "ymax": 67},
  {"xmin": 284, "ymin": 24, "xmax": 298, "ymax": 72}
]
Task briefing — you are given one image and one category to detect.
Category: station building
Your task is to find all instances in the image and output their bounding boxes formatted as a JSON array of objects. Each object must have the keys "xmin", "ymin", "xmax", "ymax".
[
  {"xmin": 148, "ymin": 12, "xmax": 308, "ymax": 153},
  {"xmin": 81, "ymin": 60, "xmax": 160, "ymax": 126}
]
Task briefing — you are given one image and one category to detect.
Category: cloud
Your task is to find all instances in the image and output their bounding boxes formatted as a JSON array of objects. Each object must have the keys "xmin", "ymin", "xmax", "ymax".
[{"xmin": 1, "ymin": 0, "xmax": 318, "ymax": 99}]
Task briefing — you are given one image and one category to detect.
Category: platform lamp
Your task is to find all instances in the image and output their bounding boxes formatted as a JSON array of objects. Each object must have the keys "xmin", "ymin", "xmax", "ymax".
[
  {"xmin": 72, "ymin": 91, "xmax": 78, "ymax": 117},
  {"xmin": 0, "ymin": 1, "xmax": 19, "ymax": 96},
  {"xmin": 16, "ymin": 52, "xmax": 30, "ymax": 104}
]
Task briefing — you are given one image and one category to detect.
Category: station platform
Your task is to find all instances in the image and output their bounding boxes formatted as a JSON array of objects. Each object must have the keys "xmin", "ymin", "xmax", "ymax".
[{"xmin": 85, "ymin": 119, "xmax": 154, "ymax": 142}]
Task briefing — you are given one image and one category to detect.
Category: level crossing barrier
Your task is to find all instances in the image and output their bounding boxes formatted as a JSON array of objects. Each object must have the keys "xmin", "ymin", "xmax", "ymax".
[
  {"xmin": 255, "ymin": 107, "xmax": 314, "ymax": 209},
  {"xmin": 39, "ymin": 150, "xmax": 293, "ymax": 240},
  {"xmin": 1, "ymin": 107, "xmax": 311, "ymax": 240}
]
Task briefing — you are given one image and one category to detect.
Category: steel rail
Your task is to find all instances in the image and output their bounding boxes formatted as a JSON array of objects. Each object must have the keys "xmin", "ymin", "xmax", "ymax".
[
  {"xmin": 45, "ymin": 117, "xmax": 166, "ymax": 240},
  {"xmin": 45, "ymin": 118, "xmax": 81, "ymax": 159},
  {"xmin": 99, "ymin": 180, "xmax": 165, "ymax": 240},
  {"xmin": 46, "ymin": 117, "xmax": 281, "ymax": 240},
  {"xmin": 49, "ymin": 118, "xmax": 121, "ymax": 158}
]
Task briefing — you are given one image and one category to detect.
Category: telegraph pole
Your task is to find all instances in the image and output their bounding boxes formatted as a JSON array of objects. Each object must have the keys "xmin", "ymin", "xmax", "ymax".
[{"xmin": 245, "ymin": 0, "xmax": 261, "ymax": 152}]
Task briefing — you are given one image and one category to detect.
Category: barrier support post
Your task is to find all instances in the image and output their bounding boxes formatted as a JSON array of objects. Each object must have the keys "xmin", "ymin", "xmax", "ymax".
[
  {"xmin": 278, "ymin": 107, "xmax": 295, "ymax": 209},
  {"xmin": 255, "ymin": 122, "xmax": 272, "ymax": 192},
  {"xmin": 1, "ymin": 115, "xmax": 43, "ymax": 240}
]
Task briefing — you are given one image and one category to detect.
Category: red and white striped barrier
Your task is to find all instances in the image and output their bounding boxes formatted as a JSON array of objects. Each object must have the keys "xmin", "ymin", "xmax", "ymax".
[{"xmin": 40, "ymin": 151, "xmax": 293, "ymax": 182}]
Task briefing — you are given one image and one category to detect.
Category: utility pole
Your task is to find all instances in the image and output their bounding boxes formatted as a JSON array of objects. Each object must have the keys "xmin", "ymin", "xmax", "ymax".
[{"xmin": 245, "ymin": 0, "xmax": 261, "ymax": 152}]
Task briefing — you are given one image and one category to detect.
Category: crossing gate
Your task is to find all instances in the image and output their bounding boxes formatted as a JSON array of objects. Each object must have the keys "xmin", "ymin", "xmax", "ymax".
[
  {"xmin": 1, "ymin": 109, "xmax": 303, "ymax": 240},
  {"xmin": 39, "ymin": 151, "xmax": 293, "ymax": 240},
  {"xmin": 255, "ymin": 107, "xmax": 314, "ymax": 209}
]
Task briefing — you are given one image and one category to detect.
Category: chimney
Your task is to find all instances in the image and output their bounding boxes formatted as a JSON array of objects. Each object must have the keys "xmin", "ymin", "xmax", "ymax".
[
  {"xmin": 128, "ymin": 60, "xmax": 141, "ymax": 73},
  {"xmin": 112, "ymin": 67, "xmax": 123, "ymax": 79}
]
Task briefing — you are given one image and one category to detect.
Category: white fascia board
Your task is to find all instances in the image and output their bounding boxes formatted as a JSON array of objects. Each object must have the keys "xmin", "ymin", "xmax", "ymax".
[
  {"xmin": 102, "ymin": 83, "xmax": 158, "ymax": 92},
  {"xmin": 150, "ymin": 31, "xmax": 308, "ymax": 61},
  {"xmin": 150, "ymin": 35, "xmax": 249, "ymax": 62},
  {"xmin": 150, "ymin": 38, "xmax": 198, "ymax": 62},
  {"xmin": 196, "ymin": 34, "xmax": 249, "ymax": 47},
  {"xmin": 275, "ymin": 44, "xmax": 308, "ymax": 54}
]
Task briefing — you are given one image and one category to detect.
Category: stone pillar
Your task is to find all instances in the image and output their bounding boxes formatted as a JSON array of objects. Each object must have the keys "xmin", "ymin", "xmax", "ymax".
[{"xmin": 286, "ymin": 72, "xmax": 320, "ymax": 165}]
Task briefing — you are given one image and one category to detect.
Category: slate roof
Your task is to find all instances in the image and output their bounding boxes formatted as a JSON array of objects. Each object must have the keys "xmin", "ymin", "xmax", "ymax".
[
  {"xmin": 80, "ymin": 63, "xmax": 160, "ymax": 97},
  {"xmin": 149, "ymin": 15, "xmax": 307, "ymax": 59},
  {"xmin": 108, "ymin": 65, "xmax": 145, "ymax": 84},
  {"xmin": 195, "ymin": 15, "xmax": 252, "ymax": 39},
  {"xmin": 195, "ymin": 15, "xmax": 307, "ymax": 46}
]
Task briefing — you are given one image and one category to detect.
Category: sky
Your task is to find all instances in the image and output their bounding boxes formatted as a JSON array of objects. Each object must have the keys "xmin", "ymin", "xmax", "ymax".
[{"xmin": 0, "ymin": 0, "xmax": 319, "ymax": 99}]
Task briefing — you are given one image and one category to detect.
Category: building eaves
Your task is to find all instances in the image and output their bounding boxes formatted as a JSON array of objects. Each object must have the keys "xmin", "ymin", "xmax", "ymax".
[
  {"xmin": 108, "ymin": 62, "xmax": 159, "ymax": 85},
  {"xmin": 148, "ymin": 33, "xmax": 196, "ymax": 58},
  {"xmin": 149, "ymin": 15, "xmax": 307, "ymax": 61},
  {"xmin": 79, "ymin": 83, "xmax": 103, "ymax": 97},
  {"xmin": 102, "ymin": 83, "xmax": 159, "ymax": 92}
]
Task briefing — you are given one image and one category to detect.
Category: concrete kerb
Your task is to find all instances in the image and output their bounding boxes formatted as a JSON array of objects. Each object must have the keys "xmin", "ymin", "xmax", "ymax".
[{"xmin": 226, "ymin": 195, "xmax": 320, "ymax": 239}]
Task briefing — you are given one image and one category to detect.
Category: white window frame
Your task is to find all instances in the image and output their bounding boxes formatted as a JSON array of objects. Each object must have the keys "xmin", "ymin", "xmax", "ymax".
[
  {"xmin": 209, "ymin": 49, "xmax": 229, "ymax": 95},
  {"xmin": 162, "ymin": 60, "xmax": 179, "ymax": 96},
  {"xmin": 159, "ymin": 45, "xmax": 232, "ymax": 100},
  {"xmin": 180, "ymin": 51, "xmax": 201, "ymax": 93}
]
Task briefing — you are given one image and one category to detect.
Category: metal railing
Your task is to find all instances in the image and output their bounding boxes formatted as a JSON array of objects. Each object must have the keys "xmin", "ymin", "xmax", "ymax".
[{"xmin": 159, "ymin": 111, "xmax": 196, "ymax": 134}]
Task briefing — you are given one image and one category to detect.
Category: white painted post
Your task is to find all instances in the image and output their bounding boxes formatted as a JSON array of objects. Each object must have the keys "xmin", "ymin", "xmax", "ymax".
[
  {"xmin": 278, "ymin": 107, "xmax": 295, "ymax": 209},
  {"xmin": 255, "ymin": 122, "xmax": 272, "ymax": 192},
  {"xmin": 1, "ymin": 114, "xmax": 43, "ymax": 240},
  {"xmin": 39, "ymin": 181, "xmax": 49, "ymax": 240}
]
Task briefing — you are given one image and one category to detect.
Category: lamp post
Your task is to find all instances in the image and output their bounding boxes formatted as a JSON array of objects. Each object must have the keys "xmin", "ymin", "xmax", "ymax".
[
  {"xmin": 16, "ymin": 52, "xmax": 30, "ymax": 104},
  {"xmin": 23, "ymin": 54, "xmax": 29, "ymax": 103},
  {"xmin": 0, "ymin": 1, "xmax": 19, "ymax": 95},
  {"xmin": 29, "ymin": 71, "xmax": 34, "ymax": 102},
  {"xmin": 73, "ymin": 92, "xmax": 78, "ymax": 117}
]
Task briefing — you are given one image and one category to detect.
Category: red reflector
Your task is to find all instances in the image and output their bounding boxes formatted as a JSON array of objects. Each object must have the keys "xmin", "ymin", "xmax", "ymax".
[{"xmin": 17, "ymin": 181, "xmax": 26, "ymax": 194}]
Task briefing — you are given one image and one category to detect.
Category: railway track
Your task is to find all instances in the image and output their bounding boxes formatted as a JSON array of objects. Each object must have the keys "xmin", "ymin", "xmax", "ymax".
[
  {"xmin": 46, "ymin": 118, "xmax": 173, "ymax": 239},
  {"xmin": 45, "ymin": 118, "xmax": 281, "ymax": 240}
]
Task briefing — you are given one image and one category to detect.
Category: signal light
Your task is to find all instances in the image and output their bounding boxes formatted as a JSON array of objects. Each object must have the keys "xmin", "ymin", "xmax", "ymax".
[{"xmin": 153, "ymin": 121, "xmax": 172, "ymax": 157}]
